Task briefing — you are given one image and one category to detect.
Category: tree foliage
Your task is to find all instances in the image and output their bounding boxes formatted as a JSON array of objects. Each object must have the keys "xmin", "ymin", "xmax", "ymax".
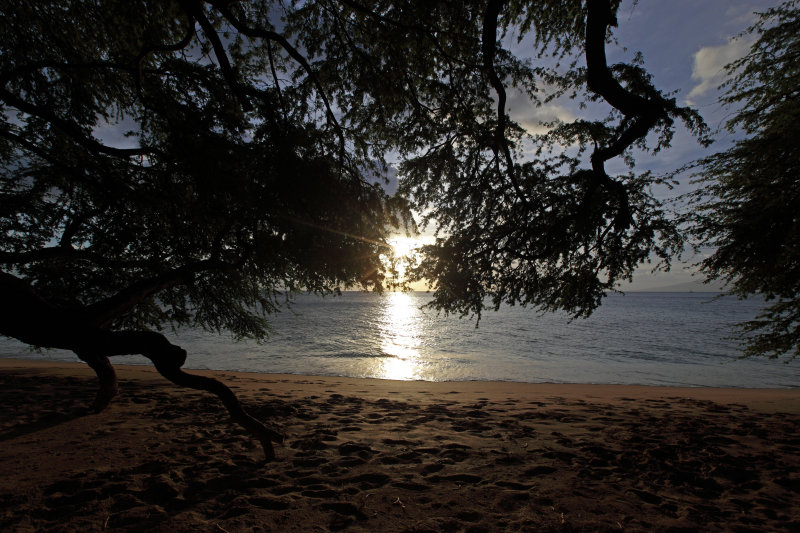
[
  {"xmin": 0, "ymin": 1, "xmax": 396, "ymax": 340},
  {"xmin": 689, "ymin": 0, "xmax": 800, "ymax": 360},
  {"xmin": 282, "ymin": 0, "xmax": 710, "ymax": 320},
  {"xmin": 1, "ymin": 0, "xmax": 716, "ymax": 456},
  {"xmin": 0, "ymin": 0, "xmax": 404, "ymax": 458}
]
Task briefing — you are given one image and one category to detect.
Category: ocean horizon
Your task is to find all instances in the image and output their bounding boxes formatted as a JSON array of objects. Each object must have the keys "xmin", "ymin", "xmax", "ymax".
[{"xmin": 2, "ymin": 291, "xmax": 798, "ymax": 389}]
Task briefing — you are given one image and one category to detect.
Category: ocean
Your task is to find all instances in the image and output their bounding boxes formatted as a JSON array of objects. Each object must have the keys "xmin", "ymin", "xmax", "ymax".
[{"xmin": 2, "ymin": 292, "xmax": 798, "ymax": 388}]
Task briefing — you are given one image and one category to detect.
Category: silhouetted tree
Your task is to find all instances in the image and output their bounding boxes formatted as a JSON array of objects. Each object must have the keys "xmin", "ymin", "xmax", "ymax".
[
  {"xmin": 0, "ymin": 1, "xmax": 403, "ymax": 459},
  {"xmin": 1, "ymin": 0, "xmax": 713, "ymax": 458},
  {"xmin": 290, "ymin": 0, "xmax": 708, "ymax": 316},
  {"xmin": 689, "ymin": 0, "xmax": 800, "ymax": 359}
]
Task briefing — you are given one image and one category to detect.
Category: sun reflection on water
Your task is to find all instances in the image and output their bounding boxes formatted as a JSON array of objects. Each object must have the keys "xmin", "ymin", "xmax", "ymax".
[{"xmin": 378, "ymin": 292, "xmax": 423, "ymax": 380}]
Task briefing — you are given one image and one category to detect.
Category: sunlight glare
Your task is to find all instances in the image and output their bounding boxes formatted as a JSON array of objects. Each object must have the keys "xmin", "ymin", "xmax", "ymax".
[
  {"xmin": 390, "ymin": 236, "xmax": 418, "ymax": 258},
  {"xmin": 378, "ymin": 292, "xmax": 423, "ymax": 380},
  {"xmin": 387, "ymin": 236, "xmax": 419, "ymax": 282},
  {"xmin": 386, "ymin": 235, "xmax": 434, "ymax": 287}
]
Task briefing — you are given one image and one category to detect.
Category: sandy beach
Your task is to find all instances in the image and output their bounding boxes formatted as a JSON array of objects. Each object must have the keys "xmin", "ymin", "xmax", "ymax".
[{"xmin": 1, "ymin": 358, "xmax": 799, "ymax": 532}]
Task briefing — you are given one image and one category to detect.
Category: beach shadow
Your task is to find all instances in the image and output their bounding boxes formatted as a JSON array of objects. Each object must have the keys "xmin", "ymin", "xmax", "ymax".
[
  {"xmin": 0, "ymin": 371, "xmax": 99, "ymax": 442},
  {"xmin": 0, "ymin": 408, "xmax": 89, "ymax": 442}
]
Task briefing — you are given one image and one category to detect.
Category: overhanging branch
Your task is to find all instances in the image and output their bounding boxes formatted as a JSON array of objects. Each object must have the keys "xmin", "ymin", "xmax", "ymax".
[
  {"xmin": 582, "ymin": 0, "xmax": 676, "ymax": 229},
  {"xmin": 83, "ymin": 258, "xmax": 232, "ymax": 327},
  {"xmin": 481, "ymin": 0, "xmax": 532, "ymax": 210},
  {"xmin": 0, "ymin": 87, "xmax": 158, "ymax": 158},
  {"xmin": 205, "ymin": 0, "xmax": 346, "ymax": 155},
  {"xmin": 135, "ymin": 13, "xmax": 196, "ymax": 70},
  {"xmin": 0, "ymin": 247, "xmax": 147, "ymax": 267},
  {"xmin": 182, "ymin": 0, "xmax": 253, "ymax": 111},
  {"xmin": 585, "ymin": 0, "xmax": 652, "ymax": 118}
]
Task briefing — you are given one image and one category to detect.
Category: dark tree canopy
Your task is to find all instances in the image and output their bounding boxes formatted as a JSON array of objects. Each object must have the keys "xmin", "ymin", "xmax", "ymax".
[
  {"xmin": 0, "ymin": 1, "xmax": 397, "ymax": 339},
  {"xmin": 0, "ymin": 0, "xmax": 404, "ymax": 458},
  {"xmin": 289, "ymin": 0, "xmax": 709, "ymax": 319},
  {"xmin": 689, "ymin": 0, "xmax": 800, "ymax": 360},
  {"xmin": 1, "ymin": 0, "xmax": 722, "ymax": 457}
]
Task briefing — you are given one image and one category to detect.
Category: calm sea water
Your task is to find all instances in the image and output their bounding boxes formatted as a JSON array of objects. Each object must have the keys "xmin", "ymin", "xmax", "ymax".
[{"xmin": 2, "ymin": 292, "xmax": 798, "ymax": 388}]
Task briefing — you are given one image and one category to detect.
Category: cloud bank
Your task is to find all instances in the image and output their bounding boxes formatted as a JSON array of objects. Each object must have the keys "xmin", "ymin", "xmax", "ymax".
[{"xmin": 687, "ymin": 37, "xmax": 753, "ymax": 104}]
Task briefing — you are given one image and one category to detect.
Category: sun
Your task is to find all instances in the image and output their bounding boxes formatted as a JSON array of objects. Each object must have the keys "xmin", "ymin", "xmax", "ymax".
[
  {"xmin": 386, "ymin": 236, "xmax": 416, "ymax": 282},
  {"xmin": 389, "ymin": 236, "xmax": 419, "ymax": 258},
  {"xmin": 383, "ymin": 235, "xmax": 434, "ymax": 290},
  {"xmin": 383, "ymin": 236, "xmax": 426, "ymax": 286}
]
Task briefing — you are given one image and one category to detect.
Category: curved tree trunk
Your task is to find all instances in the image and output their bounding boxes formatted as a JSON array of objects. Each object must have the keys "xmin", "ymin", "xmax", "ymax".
[
  {"xmin": 0, "ymin": 271, "xmax": 284, "ymax": 461},
  {"xmin": 80, "ymin": 336, "xmax": 284, "ymax": 459},
  {"xmin": 81, "ymin": 332, "xmax": 285, "ymax": 460},
  {"xmin": 151, "ymin": 361, "xmax": 284, "ymax": 460},
  {"xmin": 76, "ymin": 352, "xmax": 119, "ymax": 413}
]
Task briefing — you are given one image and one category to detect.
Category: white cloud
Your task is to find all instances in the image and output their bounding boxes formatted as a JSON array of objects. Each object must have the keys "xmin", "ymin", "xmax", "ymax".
[
  {"xmin": 687, "ymin": 37, "xmax": 752, "ymax": 104},
  {"xmin": 506, "ymin": 89, "xmax": 576, "ymax": 135},
  {"xmin": 91, "ymin": 115, "xmax": 142, "ymax": 149},
  {"xmin": 366, "ymin": 162, "xmax": 399, "ymax": 195},
  {"xmin": 519, "ymin": 104, "xmax": 576, "ymax": 136}
]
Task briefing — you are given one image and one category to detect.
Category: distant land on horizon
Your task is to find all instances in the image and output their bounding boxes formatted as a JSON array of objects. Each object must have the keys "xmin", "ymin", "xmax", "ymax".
[
  {"xmin": 626, "ymin": 279, "xmax": 728, "ymax": 293},
  {"xmin": 344, "ymin": 278, "xmax": 729, "ymax": 294}
]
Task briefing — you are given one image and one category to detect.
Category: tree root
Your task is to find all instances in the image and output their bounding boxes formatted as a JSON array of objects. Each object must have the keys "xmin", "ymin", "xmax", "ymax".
[
  {"xmin": 77, "ymin": 352, "xmax": 119, "ymax": 413},
  {"xmin": 80, "ymin": 333, "xmax": 283, "ymax": 460},
  {"xmin": 1, "ymin": 271, "xmax": 284, "ymax": 460},
  {"xmin": 153, "ymin": 361, "xmax": 284, "ymax": 461}
]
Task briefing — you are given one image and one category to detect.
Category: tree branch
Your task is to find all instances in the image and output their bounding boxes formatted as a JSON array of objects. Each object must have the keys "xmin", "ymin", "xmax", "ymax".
[
  {"xmin": 0, "ymin": 270, "xmax": 282, "ymax": 459},
  {"xmin": 591, "ymin": 112, "xmax": 660, "ymax": 165},
  {"xmin": 135, "ymin": 13, "xmax": 196, "ymax": 67},
  {"xmin": 582, "ymin": 0, "xmax": 673, "ymax": 230},
  {"xmin": 205, "ymin": 0, "xmax": 345, "ymax": 153},
  {"xmin": 585, "ymin": 0, "xmax": 652, "ymax": 117},
  {"xmin": 0, "ymin": 87, "xmax": 157, "ymax": 158},
  {"xmin": 0, "ymin": 247, "xmax": 139, "ymax": 267},
  {"xmin": 0, "ymin": 60, "xmax": 138, "ymax": 87},
  {"xmin": 182, "ymin": 0, "xmax": 253, "ymax": 111},
  {"xmin": 0, "ymin": 126, "xmax": 91, "ymax": 179},
  {"xmin": 83, "ymin": 258, "xmax": 233, "ymax": 327},
  {"xmin": 335, "ymin": 0, "xmax": 475, "ymax": 68},
  {"xmin": 481, "ymin": 0, "xmax": 532, "ymax": 210},
  {"xmin": 266, "ymin": 39, "xmax": 287, "ymax": 124}
]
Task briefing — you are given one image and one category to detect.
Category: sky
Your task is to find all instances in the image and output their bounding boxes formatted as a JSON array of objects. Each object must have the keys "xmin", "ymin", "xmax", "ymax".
[
  {"xmin": 373, "ymin": 1, "xmax": 780, "ymax": 292},
  {"xmin": 511, "ymin": 0, "xmax": 779, "ymax": 291},
  {"xmin": 611, "ymin": 0, "xmax": 777, "ymax": 290},
  {"xmin": 87, "ymin": 1, "xmax": 781, "ymax": 292}
]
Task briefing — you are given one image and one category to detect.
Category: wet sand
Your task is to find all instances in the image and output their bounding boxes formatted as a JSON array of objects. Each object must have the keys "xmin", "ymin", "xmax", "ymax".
[{"xmin": 1, "ymin": 358, "xmax": 799, "ymax": 532}]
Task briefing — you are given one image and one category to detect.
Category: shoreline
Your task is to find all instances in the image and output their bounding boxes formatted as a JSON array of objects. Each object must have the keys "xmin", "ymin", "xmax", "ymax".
[
  {"xmin": 2, "ymin": 357, "xmax": 800, "ymax": 531},
  {"xmin": 1, "ymin": 357, "xmax": 799, "ymax": 413},
  {"xmin": 3, "ymin": 291, "xmax": 789, "ymax": 390}
]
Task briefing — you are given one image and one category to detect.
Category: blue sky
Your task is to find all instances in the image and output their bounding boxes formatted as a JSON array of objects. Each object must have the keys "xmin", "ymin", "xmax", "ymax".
[
  {"xmin": 392, "ymin": 1, "xmax": 779, "ymax": 291},
  {"xmin": 572, "ymin": 0, "xmax": 777, "ymax": 290},
  {"xmin": 86, "ymin": 1, "xmax": 779, "ymax": 291},
  {"xmin": 613, "ymin": 0, "xmax": 777, "ymax": 289}
]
